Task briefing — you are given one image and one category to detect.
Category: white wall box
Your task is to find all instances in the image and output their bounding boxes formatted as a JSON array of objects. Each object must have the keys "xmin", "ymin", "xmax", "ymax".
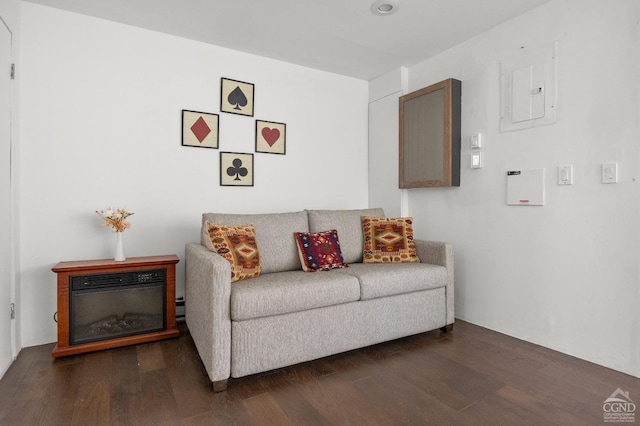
[
  {"xmin": 500, "ymin": 42, "xmax": 557, "ymax": 132},
  {"xmin": 506, "ymin": 169, "xmax": 545, "ymax": 206}
]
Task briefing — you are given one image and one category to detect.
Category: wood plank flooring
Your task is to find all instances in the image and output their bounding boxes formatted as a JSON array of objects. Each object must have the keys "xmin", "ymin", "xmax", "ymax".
[{"xmin": 1, "ymin": 320, "xmax": 638, "ymax": 425}]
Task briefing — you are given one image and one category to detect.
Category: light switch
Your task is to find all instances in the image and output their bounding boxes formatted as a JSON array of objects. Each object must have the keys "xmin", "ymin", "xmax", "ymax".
[
  {"xmin": 558, "ymin": 164, "xmax": 573, "ymax": 185},
  {"xmin": 470, "ymin": 133, "xmax": 483, "ymax": 149},
  {"xmin": 602, "ymin": 162, "xmax": 618, "ymax": 184},
  {"xmin": 471, "ymin": 152, "xmax": 482, "ymax": 169}
]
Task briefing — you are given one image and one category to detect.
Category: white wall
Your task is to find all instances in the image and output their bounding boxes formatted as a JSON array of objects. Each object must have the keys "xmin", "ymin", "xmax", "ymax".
[
  {"xmin": 368, "ymin": 67, "xmax": 408, "ymax": 218},
  {"xmin": 19, "ymin": 3, "xmax": 369, "ymax": 346},
  {"xmin": 399, "ymin": 0, "xmax": 639, "ymax": 376}
]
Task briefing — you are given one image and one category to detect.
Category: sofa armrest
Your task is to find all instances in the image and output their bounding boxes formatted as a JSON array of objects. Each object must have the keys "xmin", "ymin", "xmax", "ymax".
[
  {"xmin": 185, "ymin": 242, "xmax": 232, "ymax": 386},
  {"xmin": 415, "ymin": 240, "xmax": 455, "ymax": 325}
]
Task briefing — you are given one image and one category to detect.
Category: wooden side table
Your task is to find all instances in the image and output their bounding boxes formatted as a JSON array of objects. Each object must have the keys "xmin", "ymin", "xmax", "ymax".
[{"xmin": 51, "ymin": 255, "xmax": 180, "ymax": 357}]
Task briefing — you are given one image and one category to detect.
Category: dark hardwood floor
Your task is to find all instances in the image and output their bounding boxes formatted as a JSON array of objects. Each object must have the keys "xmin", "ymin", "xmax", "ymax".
[{"xmin": 1, "ymin": 320, "xmax": 638, "ymax": 425}]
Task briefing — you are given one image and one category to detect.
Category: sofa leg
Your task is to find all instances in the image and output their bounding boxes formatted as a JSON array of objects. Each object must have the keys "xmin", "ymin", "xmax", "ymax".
[
  {"xmin": 440, "ymin": 323, "xmax": 454, "ymax": 333},
  {"xmin": 213, "ymin": 379, "xmax": 229, "ymax": 392}
]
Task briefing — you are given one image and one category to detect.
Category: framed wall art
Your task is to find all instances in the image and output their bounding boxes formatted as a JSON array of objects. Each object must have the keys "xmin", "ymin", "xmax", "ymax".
[
  {"xmin": 255, "ymin": 120, "xmax": 286, "ymax": 155},
  {"xmin": 182, "ymin": 110, "xmax": 219, "ymax": 148},
  {"xmin": 220, "ymin": 78, "xmax": 255, "ymax": 117},
  {"xmin": 220, "ymin": 152, "xmax": 254, "ymax": 186}
]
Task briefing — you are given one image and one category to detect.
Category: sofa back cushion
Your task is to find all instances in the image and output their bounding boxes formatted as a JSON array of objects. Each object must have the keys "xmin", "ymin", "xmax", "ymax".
[
  {"xmin": 202, "ymin": 211, "xmax": 309, "ymax": 274},
  {"xmin": 307, "ymin": 208, "xmax": 385, "ymax": 263}
]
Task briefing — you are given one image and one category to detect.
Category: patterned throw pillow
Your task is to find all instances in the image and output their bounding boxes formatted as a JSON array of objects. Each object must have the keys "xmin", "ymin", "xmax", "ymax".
[
  {"xmin": 362, "ymin": 216, "xmax": 420, "ymax": 264},
  {"xmin": 202, "ymin": 221, "xmax": 261, "ymax": 282},
  {"xmin": 294, "ymin": 229, "xmax": 349, "ymax": 272}
]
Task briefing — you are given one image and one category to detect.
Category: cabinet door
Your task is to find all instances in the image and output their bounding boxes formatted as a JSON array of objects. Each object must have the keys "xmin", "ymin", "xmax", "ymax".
[{"xmin": 399, "ymin": 78, "xmax": 461, "ymax": 188}]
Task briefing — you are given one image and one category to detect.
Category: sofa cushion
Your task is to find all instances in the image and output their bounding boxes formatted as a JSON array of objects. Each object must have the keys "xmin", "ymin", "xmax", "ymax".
[
  {"xmin": 294, "ymin": 229, "xmax": 348, "ymax": 272},
  {"xmin": 307, "ymin": 208, "xmax": 385, "ymax": 264},
  {"xmin": 230, "ymin": 270, "xmax": 360, "ymax": 321},
  {"xmin": 362, "ymin": 216, "xmax": 420, "ymax": 263},
  {"xmin": 202, "ymin": 211, "xmax": 308, "ymax": 274},
  {"xmin": 202, "ymin": 222, "xmax": 261, "ymax": 282},
  {"xmin": 336, "ymin": 263, "xmax": 447, "ymax": 301}
]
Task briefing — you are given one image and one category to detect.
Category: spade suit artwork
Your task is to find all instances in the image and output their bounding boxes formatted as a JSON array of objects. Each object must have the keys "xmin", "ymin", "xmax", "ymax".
[
  {"xmin": 220, "ymin": 78, "xmax": 254, "ymax": 117},
  {"xmin": 181, "ymin": 77, "xmax": 287, "ymax": 187}
]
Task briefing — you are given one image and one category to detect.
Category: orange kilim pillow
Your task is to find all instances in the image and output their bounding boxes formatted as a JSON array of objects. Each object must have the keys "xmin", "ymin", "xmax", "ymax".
[
  {"xmin": 362, "ymin": 216, "xmax": 420, "ymax": 264},
  {"xmin": 202, "ymin": 221, "xmax": 261, "ymax": 282}
]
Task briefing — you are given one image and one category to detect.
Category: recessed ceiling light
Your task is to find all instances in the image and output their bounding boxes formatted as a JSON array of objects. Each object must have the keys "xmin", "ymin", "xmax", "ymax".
[{"xmin": 370, "ymin": 0, "xmax": 400, "ymax": 16}]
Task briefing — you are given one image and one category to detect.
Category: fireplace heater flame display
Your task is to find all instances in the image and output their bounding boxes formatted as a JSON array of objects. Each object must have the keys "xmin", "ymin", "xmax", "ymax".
[{"xmin": 69, "ymin": 269, "xmax": 166, "ymax": 345}]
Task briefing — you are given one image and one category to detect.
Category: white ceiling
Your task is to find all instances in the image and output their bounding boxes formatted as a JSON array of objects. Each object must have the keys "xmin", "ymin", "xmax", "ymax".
[{"xmin": 24, "ymin": 0, "xmax": 550, "ymax": 80}]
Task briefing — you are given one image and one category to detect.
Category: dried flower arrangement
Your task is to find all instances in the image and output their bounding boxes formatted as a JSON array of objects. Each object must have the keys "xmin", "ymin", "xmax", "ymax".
[{"xmin": 96, "ymin": 207, "xmax": 134, "ymax": 232}]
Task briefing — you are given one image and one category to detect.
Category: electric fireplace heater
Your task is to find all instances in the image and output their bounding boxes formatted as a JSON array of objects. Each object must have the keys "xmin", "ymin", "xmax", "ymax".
[{"xmin": 52, "ymin": 255, "xmax": 180, "ymax": 358}]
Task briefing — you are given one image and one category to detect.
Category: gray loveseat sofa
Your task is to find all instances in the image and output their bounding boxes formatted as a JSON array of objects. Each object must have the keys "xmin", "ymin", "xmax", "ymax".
[{"xmin": 185, "ymin": 208, "xmax": 454, "ymax": 391}]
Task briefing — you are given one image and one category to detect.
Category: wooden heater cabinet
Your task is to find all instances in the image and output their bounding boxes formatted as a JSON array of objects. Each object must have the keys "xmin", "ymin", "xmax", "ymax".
[{"xmin": 51, "ymin": 255, "xmax": 180, "ymax": 358}]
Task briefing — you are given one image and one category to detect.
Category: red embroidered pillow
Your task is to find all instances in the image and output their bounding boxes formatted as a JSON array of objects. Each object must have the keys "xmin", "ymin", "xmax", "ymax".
[
  {"xmin": 294, "ymin": 229, "xmax": 349, "ymax": 272},
  {"xmin": 362, "ymin": 216, "xmax": 420, "ymax": 264},
  {"xmin": 202, "ymin": 221, "xmax": 261, "ymax": 282}
]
